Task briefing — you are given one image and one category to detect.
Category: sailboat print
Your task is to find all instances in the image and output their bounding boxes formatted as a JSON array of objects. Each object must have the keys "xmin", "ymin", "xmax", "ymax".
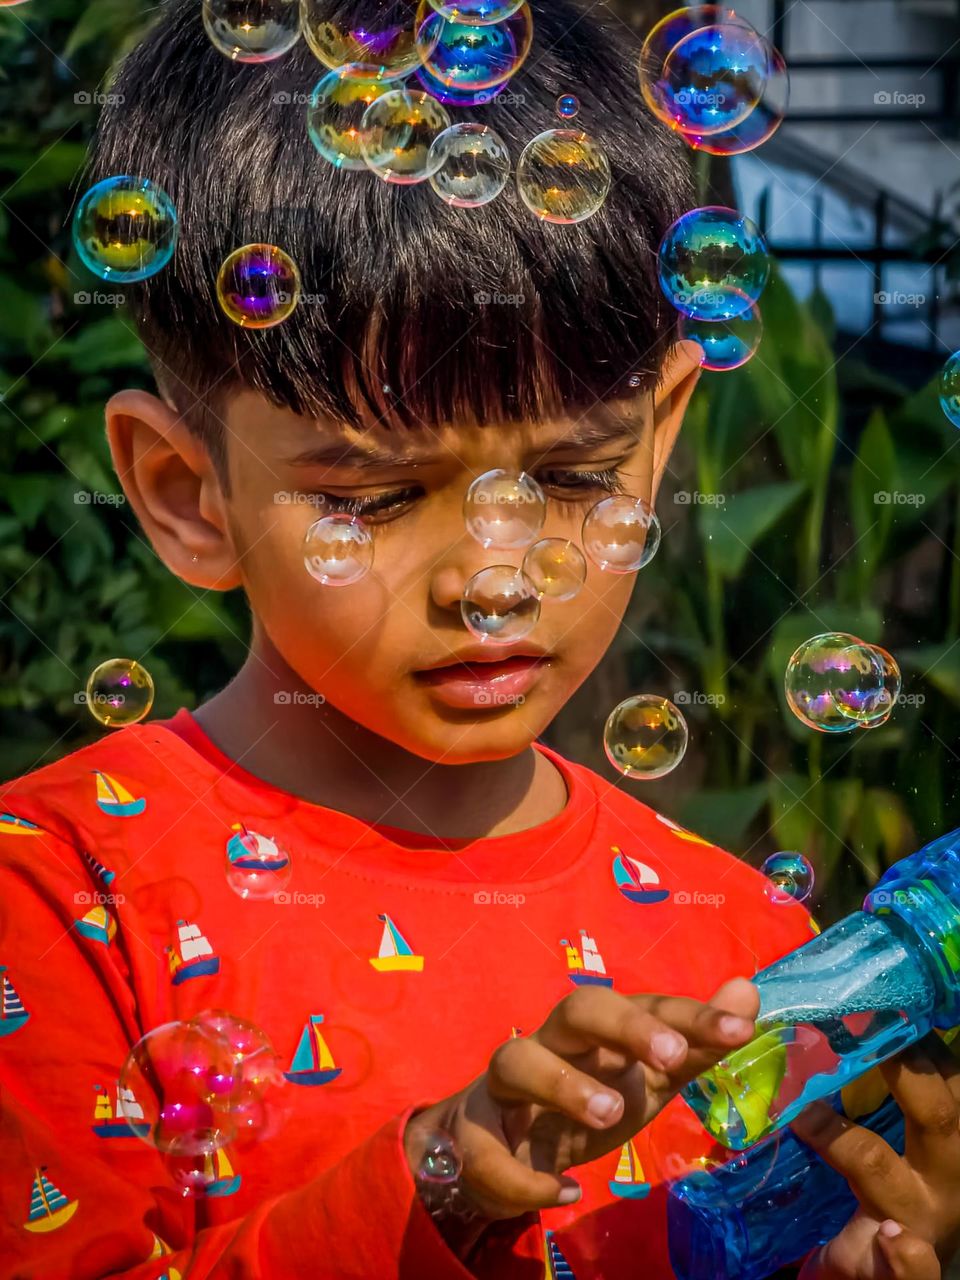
[
  {"xmin": 92, "ymin": 1081, "xmax": 150, "ymax": 1138},
  {"xmin": 226, "ymin": 823, "xmax": 290, "ymax": 872},
  {"xmin": 202, "ymin": 1147, "xmax": 241, "ymax": 1198},
  {"xmin": 149, "ymin": 1234, "xmax": 183, "ymax": 1280},
  {"xmin": 368, "ymin": 914, "xmax": 424, "ymax": 972},
  {"xmin": 0, "ymin": 966, "xmax": 30, "ymax": 1037},
  {"xmin": 81, "ymin": 848, "xmax": 116, "ymax": 886},
  {"xmin": 654, "ymin": 812, "xmax": 712, "ymax": 847},
  {"xmin": 0, "ymin": 812, "xmax": 42, "ymax": 837},
  {"xmin": 283, "ymin": 1014, "xmax": 343, "ymax": 1086},
  {"xmin": 23, "ymin": 1168, "xmax": 78, "ymax": 1233},
  {"xmin": 543, "ymin": 1229, "xmax": 576, "ymax": 1279},
  {"xmin": 166, "ymin": 920, "xmax": 219, "ymax": 985},
  {"xmin": 560, "ymin": 930, "xmax": 614, "ymax": 988},
  {"xmin": 609, "ymin": 1139, "xmax": 651, "ymax": 1199},
  {"xmin": 611, "ymin": 846, "xmax": 670, "ymax": 904},
  {"xmin": 74, "ymin": 905, "xmax": 116, "ymax": 946},
  {"xmin": 93, "ymin": 770, "xmax": 146, "ymax": 817}
]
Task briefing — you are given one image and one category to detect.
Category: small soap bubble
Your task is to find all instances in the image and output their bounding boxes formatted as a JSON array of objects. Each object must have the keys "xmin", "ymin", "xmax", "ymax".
[
  {"xmin": 461, "ymin": 566, "xmax": 541, "ymax": 643},
  {"xmin": 85, "ymin": 658, "xmax": 154, "ymax": 728},
  {"xmin": 417, "ymin": 6, "xmax": 533, "ymax": 93},
  {"xmin": 304, "ymin": 514, "xmax": 374, "ymax": 586},
  {"xmin": 679, "ymin": 44, "xmax": 789, "ymax": 156},
  {"xmin": 582, "ymin": 496, "xmax": 661, "ymax": 573},
  {"xmin": 216, "ymin": 243, "xmax": 301, "ymax": 329},
  {"xmin": 522, "ymin": 538, "xmax": 587, "ymax": 601},
  {"xmin": 202, "ymin": 0, "xmax": 301, "ymax": 62},
  {"xmin": 603, "ymin": 694, "xmax": 688, "ymax": 780},
  {"xmin": 659, "ymin": 206, "xmax": 769, "ymax": 321},
  {"xmin": 301, "ymin": 0, "xmax": 436, "ymax": 78},
  {"xmin": 556, "ymin": 93, "xmax": 580, "ymax": 120},
  {"xmin": 627, "ymin": 372, "xmax": 644, "ymax": 389},
  {"xmin": 225, "ymin": 822, "xmax": 293, "ymax": 901},
  {"xmin": 166, "ymin": 1143, "xmax": 223, "ymax": 1197},
  {"xmin": 940, "ymin": 350, "xmax": 960, "ymax": 429},
  {"xmin": 761, "ymin": 851, "xmax": 815, "ymax": 905},
  {"xmin": 658, "ymin": 21, "xmax": 769, "ymax": 135},
  {"xmin": 426, "ymin": 0, "xmax": 524, "ymax": 21},
  {"xmin": 680, "ymin": 298, "xmax": 762, "ymax": 371},
  {"xmin": 72, "ymin": 176, "xmax": 178, "ymax": 284},
  {"xmin": 784, "ymin": 632, "xmax": 894, "ymax": 734},
  {"xmin": 428, "ymin": 122, "xmax": 510, "ymax": 207},
  {"xmin": 418, "ymin": 1129, "xmax": 463, "ymax": 1185},
  {"xmin": 835, "ymin": 643, "xmax": 901, "ymax": 728},
  {"xmin": 360, "ymin": 88, "xmax": 451, "ymax": 184},
  {"xmin": 307, "ymin": 63, "xmax": 396, "ymax": 170},
  {"xmin": 463, "ymin": 469, "xmax": 546, "ymax": 549},
  {"xmin": 516, "ymin": 129, "xmax": 611, "ymax": 225}
]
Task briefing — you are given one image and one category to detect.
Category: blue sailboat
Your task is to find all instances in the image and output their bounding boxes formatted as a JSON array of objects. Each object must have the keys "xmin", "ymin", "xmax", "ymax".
[{"xmin": 283, "ymin": 1014, "xmax": 342, "ymax": 1086}]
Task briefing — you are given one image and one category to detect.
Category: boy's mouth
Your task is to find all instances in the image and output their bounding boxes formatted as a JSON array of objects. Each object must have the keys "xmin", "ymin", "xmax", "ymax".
[{"xmin": 413, "ymin": 651, "xmax": 551, "ymax": 710}]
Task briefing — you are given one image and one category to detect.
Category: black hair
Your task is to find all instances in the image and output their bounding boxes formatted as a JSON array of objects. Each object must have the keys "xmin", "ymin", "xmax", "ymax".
[{"xmin": 85, "ymin": 0, "xmax": 693, "ymax": 471}]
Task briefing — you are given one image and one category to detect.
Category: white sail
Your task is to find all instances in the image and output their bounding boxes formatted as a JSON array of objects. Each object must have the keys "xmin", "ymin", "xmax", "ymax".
[
  {"xmin": 581, "ymin": 935, "xmax": 606, "ymax": 974},
  {"xmin": 178, "ymin": 922, "xmax": 212, "ymax": 961},
  {"xmin": 117, "ymin": 1086, "xmax": 144, "ymax": 1120},
  {"xmin": 378, "ymin": 920, "xmax": 396, "ymax": 958}
]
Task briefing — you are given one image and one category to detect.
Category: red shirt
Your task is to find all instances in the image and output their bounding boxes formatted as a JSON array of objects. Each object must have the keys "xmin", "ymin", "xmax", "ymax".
[{"xmin": 0, "ymin": 710, "xmax": 816, "ymax": 1279}]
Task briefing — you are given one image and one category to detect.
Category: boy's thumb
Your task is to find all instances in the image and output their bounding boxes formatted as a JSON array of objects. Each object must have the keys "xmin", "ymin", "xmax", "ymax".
[
  {"xmin": 875, "ymin": 1221, "xmax": 940, "ymax": 1280},
  {"xmin": 707, "ymin": 976, "xmax": 760, "ymax": 1022}
]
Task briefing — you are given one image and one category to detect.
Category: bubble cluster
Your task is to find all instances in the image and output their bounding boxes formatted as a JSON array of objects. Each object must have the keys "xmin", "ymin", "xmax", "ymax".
[
  {"xmin": 304, "ymin": 514, "xmax": 374, "ymax": 586},
  {"xmin": 307, "ymin": 63, "xmax": 396, "ymax": 169},
  {"xmin": 940, "ymin": 350, "xmax": 960, "ymax": 429},
  {"xmin": 85, "ymin": 658, "xmax": 155, "ymax": 728},
  {"xmin": 463, "ymin": 469, "xmax": 546, "ymax": 549},
  {"xmin": 417, "ymin": 6, "xmax": 533, "ymax": 93},
  {"xmin": 360, "ymin": 88, "xmax": 451, "ymax": 183},
  {"xmin": 604, "ymin": 694, "xmax": 689, "ymax": 780},
  {"xmin": 761, "ymin": 851, "xmax": 815, "ymax": 905},
  {"xmin": 659, "ymin": 206, "xmax": 769, "ymax": 321},
  {"xmin": 681, "ymin": 44, "xmax": 789, "ymax": 156},
  {"xmin": 216, "ymin": 243, "xmax": 301, "ymax": 328},
  {"xmin": 301, "ymin": 0, "xmax": 434, "ymax": 78},
  {"xmin": 225, "ymin": 822, "xmax": 293, "ymax": 901},
  {"xmin": 784, "ymin": 632, "xmax": 902, "ymax": 733},
  {"xmin": 461, "ymin": 566, "xmax": 541, "ymax": 643},
  {"xmin": 582, "ymin": 496, "xmax": 661, "ymax": 573},
  {"xmin": 516, "ymin": 129, "xmax": 611, "ymax": 225},
  {"xmin": 428, "ymin": 122, "xmax": 510, "ymax": 206},
  {"xmin": 73, "ymin": 176, "xmax": 178, "ymax": 284},
  {"xmin": 202, "ymin": 0, "xmax": 301, "ymax": 62},
  {"xmin": 522, "ymin": 538, "xmax": 587, "ymax": 601},
  {"xmin": 556, "ymin": 93, "xmax": 580, "ymax": 120},
  {"xmin": 680, "ymin": 297, "xmax": 762, "ymax": 371}
]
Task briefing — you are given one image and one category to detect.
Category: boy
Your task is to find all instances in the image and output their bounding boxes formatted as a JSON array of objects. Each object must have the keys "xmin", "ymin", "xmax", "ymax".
[{"xmin": 1, "ymin": 1, "xmax": 958, "ymax": 1277}]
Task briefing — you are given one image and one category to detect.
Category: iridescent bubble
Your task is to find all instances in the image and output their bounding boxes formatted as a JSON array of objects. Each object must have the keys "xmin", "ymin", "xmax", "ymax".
[
  {"xmin": 85, "ymin": 658, "xmax": 154, "ymax": 728},
  {"xmin": 224, "ymin": 822, "xmax": 293, "ymax": 901},
  {"xmin": 360, "ymin": 88, "xmax": 451, "ymax": 184},
  {"xmin": 72, "ymin": 176, "xmax": 178, "ymax": 284},
  {"xmin": 428, "ymin": 122, "xmax": 510, "ymax": 207},
  {"xmin": 680, "ymin": 296, "xmax": 762, "ymax": 371},
  {"xmin": 761, "ymin": 851, "xmax": 815, "ymax": 905},
  {"xmin": 165, "ymin": 1140, "xmax": 224, "ymax": 1197},
  {"xmin": 659, "ymin": 206, "xmax": 769, "ymax": 321},
  {"xmin": 639, "ymin": 6, "xmax": 757, "ymax": 120},
  {"xmin": 463, "ymin": 469, "xmax": 546, "ymax": 550},
  {"xmin": 193, "ymin": 1010, "xmax": 288, "ymax": 1145},
  {"xmin": 522, "ymin": 538, "xmax": 587, "ymax": 601},
  {"xmin": 556, "ymin": 93, "xmax": 580, "ymax": 120},
  {"xmin": 603, "ymin": 694, "xmax": 689, "ymax": 780},
  {"xmin": 784, "ymin": 632, "xmax": 892, "ymax": 734},
  {"xmin": 940, "ymin": 350, "xmax": 960, "ymax": 429},
  {"xmin": 516, "ymin": 129, "xmax": 611, "ymax": 225},
  {"xmin": 301, "ymin": 0, "xmax": 437, "ymax": 78},
  {"xmin": 202, "ymin": 0, "xmax": 301, "ymax": 62},
  {"xmin": 461, "ymin": 566, "xmax": 541, "ymax": 643},
  {"xmin": 306, "ymin": 63, "xmax": 397, "ymax": 170},
  {"xmin": 835, "ymin": 644, "xmax": 901, "ymax": 728},
  {"xmin": 417, "ymin": 5, "xmax": 533, "ymax": 92},
  {"xmin": 426, "ymin": 0, "xmax": 524, "ymax": 21},
  {"xmin": 417, "ymin": 1129, "xmax": 463, "ymax": 1184},
  {"xmin": 658, "ymin": 21, "xmax": 769, "ymax": 135},
  {"xmin": 582, "ymin": 496, "xmax": 661, "ymax": 573},
  {"xmin": 304, "ymin": 514, "xmax": 374, "ymax": 586},
  {"xmin": 679, "ymin": 44, "xmax": 789, "ymax": 156},
  {"xmin": 216, "ymin": 243, "xmax": 300, "ymax": 329}
]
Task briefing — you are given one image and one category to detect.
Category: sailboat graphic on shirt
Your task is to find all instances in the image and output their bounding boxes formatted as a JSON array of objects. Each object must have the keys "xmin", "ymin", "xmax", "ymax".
[
  {"xmin": 609, "ymin": 1139, "xmax": 651, "ymax": 1199},
  {"xmin": 23, "ymin": 1168, "xmax": 78, "ymax": 1233},
  {"xmin": 611, "ymin": 846, "xmax": 670, "ymax": 904},
  {"xmin": 369, "ymin": 914, "xmax": 424, "ymax": 972},
  {"xmin": 560, "ymin": 930, "xmax": 614, "ymax": 987},
  {"xmin": 283, "ymin": 1014, "xmax": 343, "ymax": 1086},
  {"xmin": 226, "ymin": 823, "xmax": 290, "ymax": 872},
  {"xmin": 543, "ymin": 1229, "xmax": 576, "ymax": 1279},
  {"xmin": 74, "ymin": 905, "xmax": 116, "ymax": 946},
  {"xmin": 166, "ymin": 920, "xmax": 219, "ymax": 985},
  {"xmin": 0, "ymin": 812, "xmax": 42, "ymax": 837},
  {"xmin": 92, "ymin": 1081, "xmax": 150, "ymax": 1138},
  {"xmin": 202, "ymin": 1147, "xmax": 241, "ymax": 1198},
  {"xmin": 81, "ymin": 848, "xmax": 116, "ymax": 886},
  {"xmin": 149, "ymin": 1233, "xmax": 183, "ymax": 1280},
  {"xmin": 0, "ymin": 966, "xmax": 30, "ymax": 1037},
  {"xmin": 93, "ymin": 770, "xmax": 146, "ymax": 817}
]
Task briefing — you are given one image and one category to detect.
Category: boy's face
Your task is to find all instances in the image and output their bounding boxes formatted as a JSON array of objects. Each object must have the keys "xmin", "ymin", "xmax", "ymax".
[{"xmin": 108, "ymin": 343, "xmax": 700, "ymax": 765}]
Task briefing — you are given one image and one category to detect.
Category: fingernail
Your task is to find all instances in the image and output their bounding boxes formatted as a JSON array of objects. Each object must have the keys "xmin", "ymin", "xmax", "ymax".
[
  {"xmin": 651, "ymin": 1031, "xmax": 686, "ymax": 1067},
  {"xmin": 719, "ymin": 1015, "xmax": 753, "ymax": 1039},
  {"xmin": 558, "ymin": 1184, "xmax": 582, "ymax": 1205},
  {"xmin": 879, "ymin": 1221, "xmax": 903, "ymax": 1239},
  {"xmin": 587, "ymin": 1092, "xmax": 621, "ymax": 1123}
]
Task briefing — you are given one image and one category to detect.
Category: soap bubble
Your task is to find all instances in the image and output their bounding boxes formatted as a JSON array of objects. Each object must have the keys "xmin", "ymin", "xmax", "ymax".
[
  {"xmin": 304, "ymin": 514, "xmax": 374, "ymax": 586},
  {"xmin": 165, "ymin": 1139, "xmax": 225, "ymax": 1197},
  {"xmin": 301, "ymin": 0, "xmax": 437, "ymax": 78},
  {"xmin": 84, "ymin": 658, "xmax": 154, "ymax": 728},
  {"xmin": 680, "ymin": 44, "xmax": 789, "ymax": 156},
  {"xmin": 193, "ymin": 1011, "xmax": 287, "ymax": 1146},
  {"xmin": 428, "ymin": 123, "xmax": 510, "ymax": 207},
  {"xmin": 417, "ymin": 6, "xmax": 533, "ymax": 93},
  {"xmin": 835, "ymin": 644, "xmax": 901, "ymax": 728},
  {"xmin": 417, "ymin": 1128, "xmax": 463, "ymax": 1185},
  {"xmin": 72, "ymin": 176, "xmax": 178, "ymax": 284},
  {"xmin": 202, "ymin": 0, "xmax": 301, "ymax": 62},
  {"xmin": 582, "ymin": 496, "xmax": 661, "ymax": 572},
  {"xmin": 461, "ymin": 566, "xmax": 541, "ymax": 643},
  {"xmin": 216, "ymin": 243, "xmax": 301, "ymax": 329},
  {"xmin": 659, "ymin": 206, "xmax": 769, "ymax": 321},
  {"xmin": 639, "ymin": 7, "xmax": 757, "ymax": 118},
  {"xmin": 516, "ymin": 129, "xmax": 611, "ymax": 225},
  {"xmin": 940, "ymin": 350, "xmax": 960, "ymax": 428},
  {"xmin": 784, "ymin": 633, "xmax": 897, "ymax": 734},
  {"xmin": 522, "ymin": 538, "xmax": 587, "ymax": 601},
  {"xmin": 556, "ymin": 93, "xmax": 580, "ymax": 120},
  {"xmin": 604, "ymin": 694, "xmax": 689, "ymax": 780},
  {"xmin": 761, "ymin": 852, "xmax": 815, "ymax": 905},
  {"xmin": 307, "ymin": 63, "xmax": 397, "ymax": 169},
  {"xmin": 463, "ymin": 469, "xmax": 546, "ymax": 549},
  {"xmin": 360, "ymin": 88, "xmax": 451, "ymax": 184},
  {"xmin": 426, "ymin": 0, "xmax": 524, "ymax": 20},
  {"xmin": 225, "ymin": 823, "xmax": 293, "ymax": 901},
  {"xmin": 656, "ymin": 21, "xmax": 768, "ymax": 135},
  {"xmin": 680, "ymin": 297, "xmax": 762, "ymax": 371}
]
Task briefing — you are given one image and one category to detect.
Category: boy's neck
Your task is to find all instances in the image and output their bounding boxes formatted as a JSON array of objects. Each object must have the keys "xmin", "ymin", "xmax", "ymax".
[{"xmin": 190, "ymin": 641, "xmax": 570, "ymax": 841}]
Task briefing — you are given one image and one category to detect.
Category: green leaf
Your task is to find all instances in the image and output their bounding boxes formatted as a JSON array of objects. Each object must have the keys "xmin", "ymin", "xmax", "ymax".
[
  {"xmin": 0, "ymin": 142, "xmax": 87, "ymax": 199},
  {"xmin": 698, "ymin": 481, "xmax": 806, "ymax": 579},
  {"xmin": 55, "ymin": 315, "xmax": 148, "ymax": 373},
  {"xmin": 850, "ymin": 410, "xmax": 896, "ymax": 586},
  {"xmin": 677, "ymin": 783, "xmax": 770, "ymax": 851},
  {"xmin": 0, "ymin": 473, "xmax": 55, "ymax": 527},
  {"xmin": 902, "ymin": 643, "xmax": 960, "ymax": 706}
]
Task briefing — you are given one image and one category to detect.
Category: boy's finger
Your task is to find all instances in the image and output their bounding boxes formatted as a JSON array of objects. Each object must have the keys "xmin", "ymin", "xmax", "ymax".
[
  {"xmin": 462, "ymin": 1125, "xmax": 584, "ymax": 1216},
  {"xmin": 879, "ymin": 1044, "xmax": 960, "ymax": 1173},
  {"xmin": 790, "ymin": 1102, "xmax": 916, "ymax": 1221},
  {"xmin": 486, "ymin": 1035, "xmax": 631, "ymax": 1129},
  {"xmin": 875, "ymin": 1221, "xmax": 941, "ymax": 1280}
]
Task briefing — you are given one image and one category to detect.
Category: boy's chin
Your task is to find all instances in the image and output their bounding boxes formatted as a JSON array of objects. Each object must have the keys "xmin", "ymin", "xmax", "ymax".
[{"xmin": 402, "ymin": 703, "xmax": 550, "ymax": 764}]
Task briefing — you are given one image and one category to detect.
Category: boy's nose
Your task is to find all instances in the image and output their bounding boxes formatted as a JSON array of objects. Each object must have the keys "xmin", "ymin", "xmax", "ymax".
[{"xmin": 429, "ymin": 563, "xmax": 471, "ymax": 612}]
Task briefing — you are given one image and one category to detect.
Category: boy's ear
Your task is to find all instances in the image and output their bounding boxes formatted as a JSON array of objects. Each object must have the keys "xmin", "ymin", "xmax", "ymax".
[
  {"xmin": 650, "ymin": 339, "xmax": 703, "ymax": 494},
  {"xmin": 104, "ymin": 388, "xmax": 243, "ymax": 590}
]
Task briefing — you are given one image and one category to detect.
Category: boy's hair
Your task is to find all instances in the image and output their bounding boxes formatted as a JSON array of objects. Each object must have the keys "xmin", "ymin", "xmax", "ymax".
[{"xmin": 86, "ymin": 0, "xmax": 693, "ymax": 472}]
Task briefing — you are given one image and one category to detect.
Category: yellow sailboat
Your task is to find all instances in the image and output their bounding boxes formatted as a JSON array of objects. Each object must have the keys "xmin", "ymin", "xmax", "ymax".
[
  {"xmin": 203, "ymin": 1146, "xmax": 241, "ymax": 1198},
  {"xmin": 369, "ymin": 914, "xmax": 424, "ymax": 972},
  {"xmin": 23, "ymin": 1168, "xmax": 78, "ymax": 1233},
  {"xmin": 149, "ymin": 1233, "xmax": 183, "ymax": 1280},
  {"xmin": 609, "ymin": 1139, "xmax": 651, "ymax": 1199},
  {"xmin": 93, "ymin": 770, "xmax": 146, "ymax": 817}
]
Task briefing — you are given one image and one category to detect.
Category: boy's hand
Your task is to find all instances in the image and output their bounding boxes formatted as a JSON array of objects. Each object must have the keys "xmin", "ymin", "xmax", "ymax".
[
  {"xmin": 404, "ymin": 977, "xmax": 758, "ymax": 1225},
  {"xmin": 794, "ymin": 1034, "xmax": 960, "ymax": 1280}
]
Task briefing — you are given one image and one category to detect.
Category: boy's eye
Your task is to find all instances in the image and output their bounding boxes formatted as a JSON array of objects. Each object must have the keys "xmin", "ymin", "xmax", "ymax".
[
  {"xmin": 534, "ymin": 467, "xmax": 627, "ymax": 502},
  {"xmin": 310, "ymin": 486, "xmax": 423, "ymax": 522}
]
